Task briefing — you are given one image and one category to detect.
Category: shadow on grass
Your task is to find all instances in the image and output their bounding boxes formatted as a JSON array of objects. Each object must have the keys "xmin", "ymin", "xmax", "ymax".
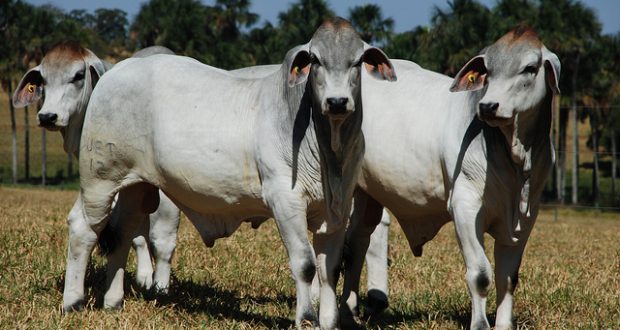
[{"xmin": 56, "ymin": 262, "xmax": 294, "ymax": 328}]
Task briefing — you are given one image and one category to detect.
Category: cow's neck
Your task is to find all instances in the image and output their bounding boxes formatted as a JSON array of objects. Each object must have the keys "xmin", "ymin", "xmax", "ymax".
[
  {"xmin": 61, "ymin": 117, "xmax": 84, "ymax": 157},
  {"xmin": 312, "ymin": 96, "xmax": 364, "ymax": 233},
  {"xmin": 496, "ymin": 91, "xmax": 553, "ymax": 243}
]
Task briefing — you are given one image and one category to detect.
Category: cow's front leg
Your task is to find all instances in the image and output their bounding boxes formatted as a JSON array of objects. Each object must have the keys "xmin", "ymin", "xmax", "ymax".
[
  {"xmin": 494, "ymin": 238, "xmax": 528, "ymax": 330},
  {"xmin": 313, "ymin": 223, "xmax": 346, "ymax": 329},
  {"xmin": 451, "ymin": 187, "xmax": 492, "ymax": 330},
  {"xmin": 267, "ymin": 192, "xmax": 317, "ymax": 327},
  {"xmin": 149, "ymin": 192, "xmax": 180, "ymax": 293},
  {"xmin": 340, "ymin": 190, "xmax": 384, "ymax": 326}
]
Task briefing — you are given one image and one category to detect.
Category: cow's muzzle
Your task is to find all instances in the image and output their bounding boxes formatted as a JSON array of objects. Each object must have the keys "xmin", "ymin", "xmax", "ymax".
[
  {"xmin": 38, "ymin": 113, "xmax": 58, "ymax": 128},
  {"xmin": 478, "ymin": 102, "xmax": 499, "ymax": 119},
  {"xmin": 326, "ymin": 97, "xmax": 350, "ymax": 117},
  {"xmin": 478, "ymin": 102, "xmax": 513, "ymax": 127}
]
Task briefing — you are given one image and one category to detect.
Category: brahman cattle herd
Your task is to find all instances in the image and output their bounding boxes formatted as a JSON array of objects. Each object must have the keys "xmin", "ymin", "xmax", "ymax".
[{"xmin": 14, "ymin": 17, "xmax": 559, "ymax": 329}]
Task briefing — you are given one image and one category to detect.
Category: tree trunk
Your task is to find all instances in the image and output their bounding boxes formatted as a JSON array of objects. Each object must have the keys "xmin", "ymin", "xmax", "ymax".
[
  {"xmin": 41, "ymin": 128, "xmax": 47, "ymax": 186},
  {"xmin": 24, "ymin": 105, "xmax": 30, "ymax": 182},
  {"xmin": 591, "ymin": 107, "xmax": 600, "ymax": 208},
  {"xmin": 571, "ymin": 53, "xmax": 580, "ymax": 205},
  {"xmin": 557, "ymin": 107, "xmax": 568, "ymax": 203},
  {"xmin": 9, "ymin": 79, "xmax": 18, "ymax": 184}
]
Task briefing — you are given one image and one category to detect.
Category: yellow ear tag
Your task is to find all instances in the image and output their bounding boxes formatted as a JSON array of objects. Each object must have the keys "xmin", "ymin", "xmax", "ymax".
[
  {"xmin": 467, "ymin": 72, "xmax": 477, "ymax": 84},
  {"xmin": 293, "ymin": 66, "xmax": 299, "ymax": 75},
  {"xmin": 27, "ymin": 83, "xmax": 36, "ymax": 93}
]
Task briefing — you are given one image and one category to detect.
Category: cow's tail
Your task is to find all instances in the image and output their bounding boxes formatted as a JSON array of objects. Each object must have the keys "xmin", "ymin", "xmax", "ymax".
[{"xmin": 97, "ymin": 221, "xmax": 120, "ymax": 256}]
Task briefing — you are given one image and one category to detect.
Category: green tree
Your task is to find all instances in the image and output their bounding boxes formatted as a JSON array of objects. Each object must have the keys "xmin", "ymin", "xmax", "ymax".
[{"xmin": 348, "ymin": 4, "xmax": 394, "ymax": 45}]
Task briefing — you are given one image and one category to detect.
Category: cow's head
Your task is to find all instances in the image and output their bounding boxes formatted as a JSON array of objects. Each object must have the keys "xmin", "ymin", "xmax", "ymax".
[
  {"xmin": 287, "ymin": 17, "xmax": 396, "ymax": 151},
  {"xmin": 450, "ymin": 26, "xmax": 560, "ymax": 128},
  {"xmin": 13, "ymin": 41, "xmax": 106, "ymax": 130}
]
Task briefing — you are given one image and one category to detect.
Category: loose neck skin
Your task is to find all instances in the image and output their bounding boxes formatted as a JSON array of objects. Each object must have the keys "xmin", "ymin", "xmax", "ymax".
[
  {"xmin": 277, "ymin": 63, "xmax": 365, "ymax": 232},
  {"xmin": 62, "ymin": 56, "xmax": 105, "ymax": 159}
]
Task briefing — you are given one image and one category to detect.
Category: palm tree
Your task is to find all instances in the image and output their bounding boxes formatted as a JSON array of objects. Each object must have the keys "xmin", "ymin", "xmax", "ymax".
[{"xmin": 348, "ymin": 4, "xmax": 394, "ymax": 46}]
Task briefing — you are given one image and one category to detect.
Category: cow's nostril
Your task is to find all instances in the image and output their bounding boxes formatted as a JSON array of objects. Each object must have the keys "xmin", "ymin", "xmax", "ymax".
[
  {"xmin": 326, "ymin": 97, "xmax": 349, "ymax": 115},
  {"xmin": 38, "ymin": 113, "xmax": 58, "ymax": 126},
  {"xmin": 327, "ymin": 97, "xmax": 348, "ymax": 108},
  {"xmin": 478, "ymin": 102, "xmax": 499, "ymax": 116}
]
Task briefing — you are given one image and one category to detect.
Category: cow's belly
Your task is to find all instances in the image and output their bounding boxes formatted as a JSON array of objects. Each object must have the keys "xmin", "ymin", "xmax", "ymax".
[{"xmin": 359, "ymin": 147, "xmax": 451, "ymax": 254}]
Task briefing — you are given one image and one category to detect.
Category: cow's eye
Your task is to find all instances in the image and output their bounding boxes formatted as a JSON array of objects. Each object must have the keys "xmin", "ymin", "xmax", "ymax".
[
  {"xmin": 522, "ymin": 65, "xmax": 538, "ymax": 75},
  {"xmin": 71, "ymin": 71, "xmax": 85, "ymax": 83}
]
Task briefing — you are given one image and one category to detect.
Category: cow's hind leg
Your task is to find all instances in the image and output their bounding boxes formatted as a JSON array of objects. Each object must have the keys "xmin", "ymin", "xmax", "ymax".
[
  {"xmin": 63, "ymin": 182, "xmax": 117, "ymax": 312},
  {"xmin": 149, "ymin": 192, "xmax": 180, "ymax": 293},
  {"xmin": 313, "ymin": 223, "xmax": 346, "ymax": 329},
  {"xmin": 451, "ymin": 189, "xmax": 492, "ymax": 330},
  {"xmin": 340, "ymin": 190, "xmax": 384, "ymax": 327},
  {"xmin": 104, "ymin": 183, "xmax": 159, "ymax": 309},
  {"xmin": 494, "ymin": 239, "xmax": 528, "ymax": 330},
  {"xmin": 132, "ymin": 232, "xmax": 154, "ymax": 290},
  {"xmin": 365, "ymin": 209, "xmax": 390, "ymax": 316}
]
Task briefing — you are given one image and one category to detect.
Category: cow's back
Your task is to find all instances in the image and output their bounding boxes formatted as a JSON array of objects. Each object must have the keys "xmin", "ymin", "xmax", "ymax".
[{"xmin": 82, "ymin": 55, "xmax": 267, "ymax": 216}]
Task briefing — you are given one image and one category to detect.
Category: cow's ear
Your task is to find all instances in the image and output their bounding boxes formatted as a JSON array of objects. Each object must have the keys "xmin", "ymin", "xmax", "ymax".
[
  {"xmin": 13, "ymin": 66, "xmax": 43, "ymax": 108},
  {"xmin": 450, "ymin": 55, "xmax": 487, "ymax": 92},
  {"xmin": 288, "ymin": 49, "xmax": 311, "ymax": 87},
  {"xmin": 89, "ymin": 65, "xmax": 101, "ymax": 88},
  {"xmin": 84, "ymin": 49, "xmax": 107, "ymax": 89},
  {"xmin": 362, "ymin": 46, "xmax": 396, "ymax": 81},
  {"xmin": 542, "ymin": 46, "xmax": 560, "ymax": 95}
]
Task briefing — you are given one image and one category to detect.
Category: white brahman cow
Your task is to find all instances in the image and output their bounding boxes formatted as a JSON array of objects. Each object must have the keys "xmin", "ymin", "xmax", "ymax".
[
  {"xmin": 341, "ymin": 26, "xmax": 559, "ymax": 330},
  {"xmin": 64, "ymin": 18, "xmax": 396, "ymax": 328},
  {"xmin": 12, "ymin": 42, "xmax": 183, "ymax": 293}
]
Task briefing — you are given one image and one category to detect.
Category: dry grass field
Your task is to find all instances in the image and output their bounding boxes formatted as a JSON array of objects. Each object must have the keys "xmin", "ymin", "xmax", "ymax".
[{"xmin": 0, "ymin": 186, "xmax": 618, "ymax": 329}]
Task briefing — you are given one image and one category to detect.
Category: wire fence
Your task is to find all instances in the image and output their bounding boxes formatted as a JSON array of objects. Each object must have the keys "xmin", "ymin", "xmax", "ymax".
[{"xmin": 1, "ymin": 105, "xmax": 620, "ymax": 213}]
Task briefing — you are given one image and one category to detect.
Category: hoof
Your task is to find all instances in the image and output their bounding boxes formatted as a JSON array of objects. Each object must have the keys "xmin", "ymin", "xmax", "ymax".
[
  {"xmin": 136, "ymin": 274, "xmax": 154, "ymax": 290},
  {"xmin": 62, "ymin": 299, "xmax": 86, "ymax": 313},
  {"xmin": 365, "ymin": 289, "xmax": 389, "ymax": 317},
  {"xmin": 339, "ymin": 305, "xmax": 363, "ymax": 329},
  {"xmin": 103, "ymin": 296, "xmax": 124, "ymax": 310},
  {"xmin": 471, "ymin": 319, "xmax": 491, "ymax": 330}
]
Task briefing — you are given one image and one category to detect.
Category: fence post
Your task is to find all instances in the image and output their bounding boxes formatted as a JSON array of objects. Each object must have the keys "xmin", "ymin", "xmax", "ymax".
[
  {"xmin": 611, "ymin": 110, "xmax": 617, "ymax": 206},
  {"xmin": 591, "ymin": 107, "xmax": 600, "ymax": 208},
  {"xmin": 9, "ymin": 79, "xmax": 18, "ymax": 184},
  {"xmin": 24, "ymin": 105, "xmax": 30, "ymax": 182},
  {"xmin": 41, "ymin": 128, "xmax": 46, "ymax": 186}
]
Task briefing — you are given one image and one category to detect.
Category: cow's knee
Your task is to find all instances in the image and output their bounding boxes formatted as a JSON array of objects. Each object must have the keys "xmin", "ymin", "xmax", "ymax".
[
  {"xmin": 468, "ymin": 266, "xmax": 492, "ymax": 296},
  {"xmin": 300, "ymin": 259, "xmax": 316, "ymax": 284}
]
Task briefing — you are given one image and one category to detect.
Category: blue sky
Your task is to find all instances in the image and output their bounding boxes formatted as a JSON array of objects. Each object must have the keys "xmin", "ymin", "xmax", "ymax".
[{"xmin": 24, "ymin": 0, "xmax": 620, "ymax": 35}]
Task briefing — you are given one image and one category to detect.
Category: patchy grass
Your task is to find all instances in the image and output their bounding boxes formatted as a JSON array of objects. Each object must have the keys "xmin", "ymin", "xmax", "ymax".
[{"xmin": 0, "ymin": 187, "xmax": 618, "ymax": 329}]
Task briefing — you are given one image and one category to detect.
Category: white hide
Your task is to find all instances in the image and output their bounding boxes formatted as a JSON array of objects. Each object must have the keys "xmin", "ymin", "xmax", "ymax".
[{"xmin": 342, "ymin": 33, "xmax": 558, "ymax": 330}]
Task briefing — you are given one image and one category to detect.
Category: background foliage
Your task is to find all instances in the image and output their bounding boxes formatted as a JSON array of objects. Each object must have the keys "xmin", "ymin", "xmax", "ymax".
[{"xmin": 1, "ymin": 0, "xmax": 620, "ymax": 208}]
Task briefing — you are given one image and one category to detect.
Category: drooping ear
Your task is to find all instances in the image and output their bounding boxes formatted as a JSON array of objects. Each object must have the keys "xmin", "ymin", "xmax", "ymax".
[
  {"xmin": 287, "ymin": 44, "xmax": 311, "ymax": 87},
  {"xmin": 89, "ymin": 65, "xmax": 101, "ymax": 88},
  {"xmin": 12, "ymin": 66, "xmax": 44, "ymax": 108},
  {"xmin": 542, "ymin": 46, "xmax": 561, "ymax": 95},
  {"xmin": 450, "ymin": 55, "xmax": 487, "ymax": 92},
  {"xmin": 362, "ymin": 44, "xmax": 397, "ymax": 81},
  {"xmin": 84, "ymin": 49, "xmax": 107, "ymax": 89}
]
